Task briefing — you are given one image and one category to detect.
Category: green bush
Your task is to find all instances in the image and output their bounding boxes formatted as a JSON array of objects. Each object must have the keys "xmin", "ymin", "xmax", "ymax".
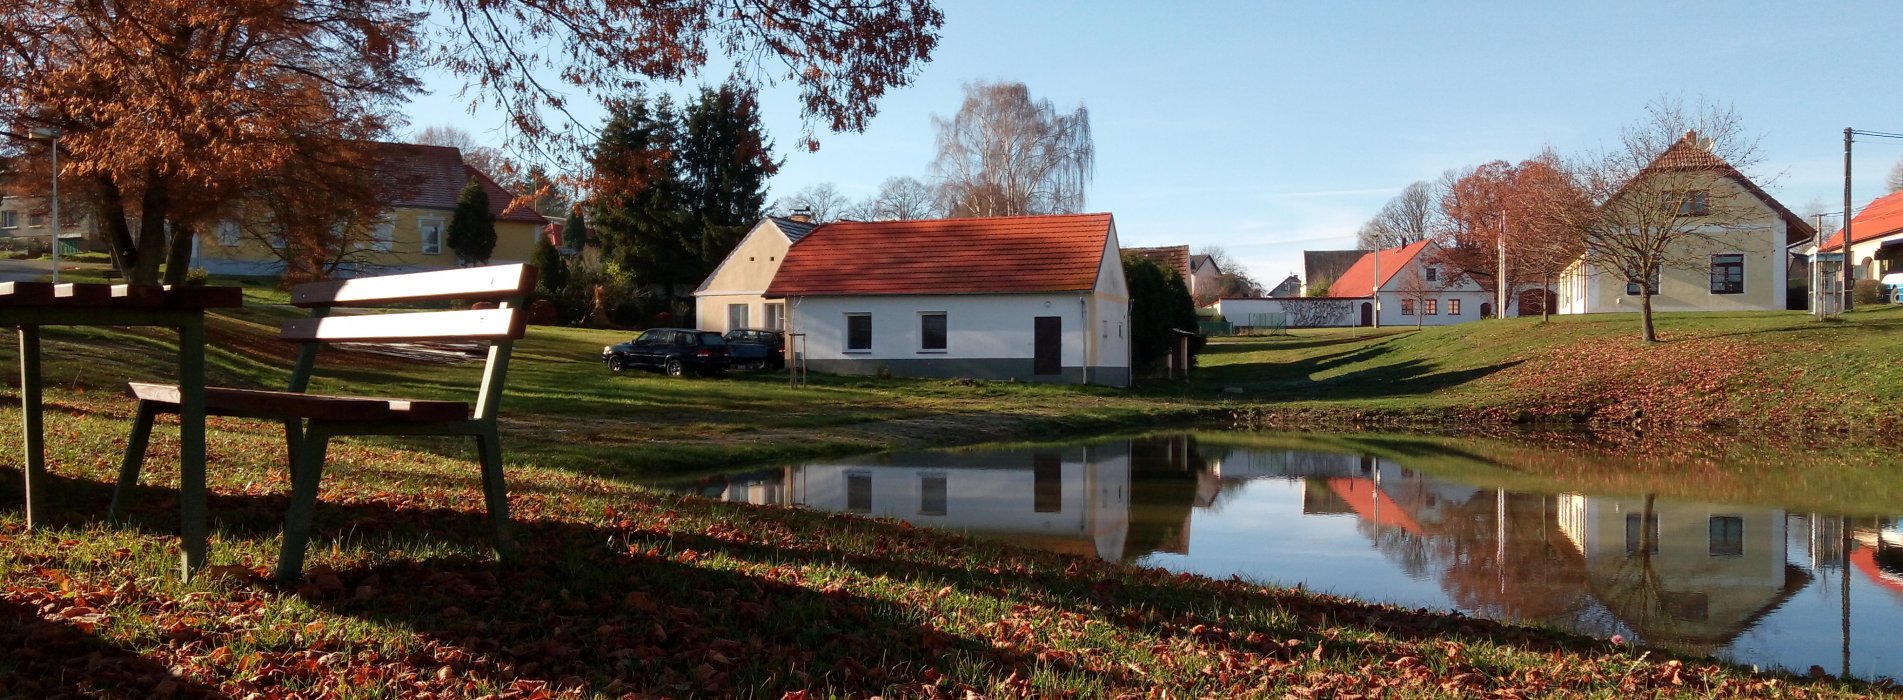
[{"xmin": 1853, "ymin": 278, "xmax": 1889, "ymax": 306}]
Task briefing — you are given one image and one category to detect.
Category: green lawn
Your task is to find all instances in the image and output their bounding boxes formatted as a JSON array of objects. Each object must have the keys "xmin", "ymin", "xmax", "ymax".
[{"xmin": 4, "ymin": 297, "xmax": 1903, "ymax": 696}]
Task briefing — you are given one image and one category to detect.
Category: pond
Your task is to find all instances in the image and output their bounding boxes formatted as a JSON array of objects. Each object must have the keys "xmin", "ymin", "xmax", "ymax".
[{"xmin": 658, "ymin": 432, "xmax": 1903, "ymax": 681}]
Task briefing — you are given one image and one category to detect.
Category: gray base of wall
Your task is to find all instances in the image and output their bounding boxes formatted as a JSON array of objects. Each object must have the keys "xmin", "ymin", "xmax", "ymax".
[{"xmin": 805, "ymin": 358, "xmax": 1129, "ymax": 387}]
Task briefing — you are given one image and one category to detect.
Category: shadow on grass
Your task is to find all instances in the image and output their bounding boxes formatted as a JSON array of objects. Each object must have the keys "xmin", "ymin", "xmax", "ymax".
[{"xmin": 0, "ymin": 600, "xmax": 228, "ymax": 699}]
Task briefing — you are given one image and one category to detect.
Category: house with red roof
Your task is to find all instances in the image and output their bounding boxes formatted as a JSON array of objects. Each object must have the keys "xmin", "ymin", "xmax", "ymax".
[
  {"xmin": 1554, "ymin": 132, "xmax": 1813, "ymax": 315},
  {"xmin": 1817, "ymin": 189, "xmax": 1903, "ymax": 290},
  {"xmin": 195, "ymin": 142, "xmax": 548, "ymax": 277},
  {"xmin": 1214, "ymin": 240, "xmax": 1492, "ymax": 328},
  {"xmin": 758, "ymin": 213, "xmax": 1131, "ymax": 386}
]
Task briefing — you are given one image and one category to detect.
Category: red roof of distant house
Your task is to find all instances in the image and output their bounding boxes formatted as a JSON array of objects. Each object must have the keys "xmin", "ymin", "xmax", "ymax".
[
  {"xmin": 1326, "ymin": 478, "xmax": 1424, "ymax": 535},
  {"xmin": 1820, "ymin": 190, "xmax": 1903, "ymax": 252},
  {"xmin": 1124, "ymin": 245, "xmax": 1191, "ymax": 281},
  {"xmin": 1323, "ymin": 240, "xmax": 1433, "ymax": 298},
  {"xmin": 370, "ymin": 142, "xmax": 546, "ymax": 224},
  {"xmin": 765, "ymin": 213, "xmax": 1115, "ymax": 297}
]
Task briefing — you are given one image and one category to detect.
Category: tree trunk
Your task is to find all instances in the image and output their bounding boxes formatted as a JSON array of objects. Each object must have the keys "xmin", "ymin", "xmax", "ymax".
[
  {"xmin": 162, "ymin": 219, "xmax": 195, "ymax": 286},
  {"xmin": 1640, "ymin": 291, "xmax": 1658, "ymax": 342},
  {"xmin": 96, "ymin": 177, "xmax": 138, "ymax": 276},
  {"xmin": 130, "ymin": 179, "xmax": 169, "ymax": 284},
  {"xmin": 1541, "ymin": 275, "xmax": 1551, "ymax": 322}
]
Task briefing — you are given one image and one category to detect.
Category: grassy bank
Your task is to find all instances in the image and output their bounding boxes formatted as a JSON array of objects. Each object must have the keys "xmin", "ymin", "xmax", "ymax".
[{"xmin": 1193, "ymin": 306, "xmax": 1903, "ymax": 436}]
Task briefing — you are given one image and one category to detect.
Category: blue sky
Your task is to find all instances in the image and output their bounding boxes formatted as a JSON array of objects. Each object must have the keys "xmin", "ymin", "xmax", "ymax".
[{"xmin": 409, "ymin": 0, "xmax": 1903, "ymax": 283}]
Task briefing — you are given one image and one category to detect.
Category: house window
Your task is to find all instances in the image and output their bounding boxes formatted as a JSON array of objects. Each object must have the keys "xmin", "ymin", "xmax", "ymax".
[
  {"xmin": 764, "ymin": 303, "xmax": 784, "ymax": 330},
  {"xmin": 1424, "ymin": 266, "xmax": 1438, "ymax": 282},
  {"xmin": 372, "ymin": 218, "xmax": 395, "ymax": 252},
  {"xmin": 919, "ymin": 474, "xmax": 947, "ymax": 516},
  {"xmin": 419, "ymin": 217, "xmax": 444, "ymax": 255},
  {"xmin": 27, "ymin": 213, "xmax": 45, "ymax": 228},
  {"xmin": 1709, "ymin": 254, "xmax": 1744, "ymax": 294},
  {"xmin": 728, "ymin": 304, "xmax": 749, "ymax": 330},
  {"xmin": 1, "ymin": 211, "xmax": 17, "ymax": 229},
  {"xmin": 919, "ymin": 312, "xmax": 947, "ymax": 351},
  {"xmin": 845, "ymin": 313, "xmax": 871, "ymax": 352},
  {"xmin": 1625, "ymin": 265, "xmax": 1660, "ymax": 296},
  {"xmin": 845, "ymin": 472, "xmax": 872, "ymax": 513},
  {"xmin": 1424, "ymin": 299, "xmax": 1438, "ymax": 315},
  {"xmin": 216, "ymin": 220, "xmax": 241, "ymax": 247},
  {"xmin": 1625, "ymin": 512, "xmax": 1660, "ymax": 556},
  {"xmin": 1400, "ymin": 298, "xmax": 1415, "ymax": 315},
  {"xmin": 1709, "ymin": 516, "xmax": 1744, "ymax": 556},
  {"xmin": 1660, "ymin": 189, "xmax": 1710, "ymax": 216},
  {"xmin": 1448, "ymin": 299, "xmax": 1461, "ymax": 315}
]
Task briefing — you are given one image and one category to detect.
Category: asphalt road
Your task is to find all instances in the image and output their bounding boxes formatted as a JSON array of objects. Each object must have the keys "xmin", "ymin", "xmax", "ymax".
[{"xmin": 0, "ymin": 258, "xmax": 91, "ymax": 283}]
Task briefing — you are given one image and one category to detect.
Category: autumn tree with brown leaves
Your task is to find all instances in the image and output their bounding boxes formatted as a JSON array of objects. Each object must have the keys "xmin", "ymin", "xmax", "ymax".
[
  {"xmin": 1432, "ymin": 152, "xmax": 1586, "ymax": 318},
  {"xmin": 1, "ymin": 0, "xmax": 942, "ymax": 284}
]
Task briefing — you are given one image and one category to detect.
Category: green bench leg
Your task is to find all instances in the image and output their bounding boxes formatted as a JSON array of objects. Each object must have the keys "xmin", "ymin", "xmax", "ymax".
[
  {"xmin": 275, "ymin": 425, "xmax": 331, "ymax": 583},
  {"xmin": 282, "ymin": 418, "xmax": 304, "ymax": 486},
  {"xmin": 108, "ymin": 401, "xmax": 159, "ymax": 524},
  {"xmin": 475, "ymin": 430, "xmax": 516, "ymax": 564},
  {"xmin": 17, "ymin": 327, "xmax": 44, "ymax": 529}
]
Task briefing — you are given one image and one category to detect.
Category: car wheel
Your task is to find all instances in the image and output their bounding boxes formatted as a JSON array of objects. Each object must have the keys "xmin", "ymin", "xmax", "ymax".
[
  {"xmin": 665, "ymin": 359, "xmax": 685, "ymax": 377},
  {"xmin": 608, "ymin": 356, "xmax": 627, "ymax": 373}
]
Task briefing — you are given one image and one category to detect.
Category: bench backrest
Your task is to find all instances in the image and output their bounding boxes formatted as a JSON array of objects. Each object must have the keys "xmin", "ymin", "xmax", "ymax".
[{"xmin": 282, "ymin": 264, "xmax": 538, "ymax": 421}]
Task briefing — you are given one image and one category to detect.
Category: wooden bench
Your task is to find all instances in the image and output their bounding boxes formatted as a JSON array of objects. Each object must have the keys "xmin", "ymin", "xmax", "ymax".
[{"xmin": 112, "ymin": 264, "xmax": 537, "ymax": 582}]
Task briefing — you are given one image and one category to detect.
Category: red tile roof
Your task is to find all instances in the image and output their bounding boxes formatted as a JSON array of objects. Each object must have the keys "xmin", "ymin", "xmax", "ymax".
[
  {"xmin": 1323, "ymin": 240, "xmax": 1433, "ymax": 298},
  {"xmin": 1124, "ymin": 245, "xmax": 1191, "ymax": 281},
  {"xmin": 1820, "ymin": 190, "xmax": 1903, "ymax": 252},
  {"xmin": 370, "ymin": 142, "xmax": 546, "ymax": 224},
  {"xmin": 1629, "ymin": 131, "xmax": 1814, "ymax": 243},
  {"xmin": 765, "ymin": 213, "xmax": 1115, "ymax": 297}
]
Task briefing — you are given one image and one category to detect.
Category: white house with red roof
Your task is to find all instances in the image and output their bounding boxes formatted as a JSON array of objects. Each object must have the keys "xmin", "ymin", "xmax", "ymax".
[
  {"xmin": 759, "ymin": 213, "xmax": 1131, "ymax": 386},
  {"xmin": 1817, "ymin": 189, "xmax": 1903, "ymax": 290},
  {"xmin": 1215, "ymin": 240, "xmax": 1491, "ymax": 328}
]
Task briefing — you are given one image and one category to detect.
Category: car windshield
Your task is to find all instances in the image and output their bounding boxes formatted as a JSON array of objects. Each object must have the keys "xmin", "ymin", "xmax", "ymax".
[{"xmin": 697, "ymin": 332, "xmax": 726, "ymax": 346}]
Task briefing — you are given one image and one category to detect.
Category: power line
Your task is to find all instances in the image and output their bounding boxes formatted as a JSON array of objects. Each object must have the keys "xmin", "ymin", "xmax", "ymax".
[{"xmin": 1850, "ymin": 129, "xmax": 1903, "ymax": 140}]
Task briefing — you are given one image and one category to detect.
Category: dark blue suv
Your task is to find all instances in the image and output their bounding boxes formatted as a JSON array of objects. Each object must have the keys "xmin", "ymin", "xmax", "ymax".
[{"xmin": 602, "ymin": 328, "xmax": 731, "ymax": 377}]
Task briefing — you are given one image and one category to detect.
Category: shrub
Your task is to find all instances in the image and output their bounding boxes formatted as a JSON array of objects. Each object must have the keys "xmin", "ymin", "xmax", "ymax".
[
  {"xmin": 1853, "ymin": 278, "xmax": 1889, "ymax": 306},
  {"xmin": 183, "ymin": 268, "xmax": 210, "ymax": 286}
]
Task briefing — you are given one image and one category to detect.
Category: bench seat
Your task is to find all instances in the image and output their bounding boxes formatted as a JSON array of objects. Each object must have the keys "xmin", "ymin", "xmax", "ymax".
[{"xmin": 128, "ymin": 382, "xmax": 469, "ymax": 422}]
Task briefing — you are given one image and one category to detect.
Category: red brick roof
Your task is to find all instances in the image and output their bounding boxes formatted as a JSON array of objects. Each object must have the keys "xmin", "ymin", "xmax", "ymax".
[
  {"xmin": 1820, "ymin": 190, "xmax": 1903, "ymax": 252},
  {"xmin": 1629, "ymin": 131, "xmax": 1814, "ymax": 243},
  {"xmin": 1124, "ymin": 245, "xmax": 1191, "ymax": 281},
  {"xmin": 765, "ymin": 213, "xmax": 1115, "ymax": 297},
  {"xmin": 1324, "ymin": 240, "xmax": 1433, "ymax": 298},
  {"xmin": 371, "ymin": 142, "xmax": 546, "ymax": 224}
]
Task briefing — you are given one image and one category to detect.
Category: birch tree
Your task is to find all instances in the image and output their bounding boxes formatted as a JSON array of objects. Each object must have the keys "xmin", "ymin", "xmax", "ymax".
[{"xmin": 931, "ymin": 81, "xmax": 1093, "ymax": 217}]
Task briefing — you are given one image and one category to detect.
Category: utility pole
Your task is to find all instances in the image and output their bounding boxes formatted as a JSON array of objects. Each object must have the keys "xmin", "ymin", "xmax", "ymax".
[
  {"xmin": 1496, "ymin": 213, "xmax": 1508, "ymax": 318},
  {"xmin": 1815, "ymin": 213, "xmax": 1827, "ymax": 320},
  {"xmin": 1371, "ymin": 245, "xmax": 1381, "ymax": 329},
  {"xmin": 1842, "ymin": 127, "xmax": 1854, "ymax": 315}
]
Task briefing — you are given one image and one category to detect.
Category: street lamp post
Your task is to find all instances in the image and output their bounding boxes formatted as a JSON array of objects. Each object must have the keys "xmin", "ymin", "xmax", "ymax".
[{"xmin": 27, "ymin": 127, "xmax": 60, "ymax": 284}]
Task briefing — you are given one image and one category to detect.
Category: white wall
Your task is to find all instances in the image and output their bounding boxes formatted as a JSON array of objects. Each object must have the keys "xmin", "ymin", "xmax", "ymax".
[
  {"xmin": 694, "ymin": 220, "xmax": 795, "ymax": 332},
  {"xmin": 789, "ymin": 293, "xmax": 1100, "ymax": 365}
]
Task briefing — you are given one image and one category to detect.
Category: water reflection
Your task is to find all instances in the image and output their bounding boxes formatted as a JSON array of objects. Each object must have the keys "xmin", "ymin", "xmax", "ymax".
[{"xmin": 672, "ymin": 434, "xmax": 1903, "ymax": 680}]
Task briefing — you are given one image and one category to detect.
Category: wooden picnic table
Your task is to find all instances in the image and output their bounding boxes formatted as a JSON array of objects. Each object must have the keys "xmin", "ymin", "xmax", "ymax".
[{"xmin": 1, "ymin": 281, "xmax": 243, "ymax": 579}]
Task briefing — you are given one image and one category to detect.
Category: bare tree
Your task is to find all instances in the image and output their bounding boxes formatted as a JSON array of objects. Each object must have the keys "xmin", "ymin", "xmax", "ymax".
[
  {"xmin": 411, "ymin": 124, "xmax": 517, "ymax": 180},
  {"xmin": 931, "ymin": 81, "xmax": 1093, "ymax": 217},
  {"xmin": 1888, "ymin": 156, "xmax": 1903, "ymax": 194},
  {"xmin": 1357, "ymin": 180, "xmax": 1440, "ymax": 249},
  {"xmin": 1391, "ymin": 264, "xmax": 1444, "ymax": 329},
  {"xmin": 1562, "ymin": 97, "xmax": 1767, "ymax": 342},
  {"xmin": 1801, "ymin": 197, "xmax": 1841, "ymax": 238},
  {"xmin": 853, "ymin": 176, "xmax": 939, "ymax": 220},
  {"xmin": 770, "ymin": 182, "xmax": 852, "ymax": 223}
]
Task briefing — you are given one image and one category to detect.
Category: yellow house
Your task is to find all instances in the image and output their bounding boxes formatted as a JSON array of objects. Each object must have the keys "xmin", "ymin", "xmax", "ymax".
[
  {"xmin": 692, "ymin": 216, "xmax": 818, "ymax": 332},
  {"xmin": 1555, "ymin": 133, "xmax": 1814, "ymax": 314},
  {"xmin": 195, "ymin": 142, "xmax": 547, "ymax": 277}
]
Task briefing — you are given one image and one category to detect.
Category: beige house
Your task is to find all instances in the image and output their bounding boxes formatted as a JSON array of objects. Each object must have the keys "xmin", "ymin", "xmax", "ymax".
[
  {"xmin": 1555, "ymin": 133, "xmax": 1814, "ymax": 315},
  {"xmin": 0, "ymin": 189, "xmax": 98, "ymax": 254},
  {"xmin": 196, "ymin": 142, "xmax": 547, "ymax": 277},
  {"xmin": 692, "ymin": 216, "xmax": 818, "ymax": 332}
]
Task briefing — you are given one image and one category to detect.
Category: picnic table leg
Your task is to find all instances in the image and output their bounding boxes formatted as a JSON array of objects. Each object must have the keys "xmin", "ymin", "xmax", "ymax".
[
  {"xmin": 474, "ymin": 429, "xmax": 516, "ymax": 563},
  {"xmin": 108, "ymin": 400, "xmax": 159, "ymax": 524},
  {"xmin": 17, "ymin": 326, "xmax": 44, "ymax": 529},
  {"xmin": 276, "ymin": 425, "xmax": 330, "ymax": 583},
  {"xmin": 177, "ymin": 317, "xmax": 209, "ymax": 579}
]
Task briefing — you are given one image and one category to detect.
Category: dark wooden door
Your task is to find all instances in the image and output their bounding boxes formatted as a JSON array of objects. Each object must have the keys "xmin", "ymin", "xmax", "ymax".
[
  {"xmin": 1359, "ymin": 302, "xmax": 1373, "ymax": 327},
  {"xmin": 1033, "ymin": 316, "xmax": 1061, "ymax": 375}
]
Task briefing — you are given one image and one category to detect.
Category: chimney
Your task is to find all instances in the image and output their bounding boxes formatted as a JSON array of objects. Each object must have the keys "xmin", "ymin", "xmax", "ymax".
[{"xmin": 787, "ymin": 207, "xmax": 813, "ymax": 223}]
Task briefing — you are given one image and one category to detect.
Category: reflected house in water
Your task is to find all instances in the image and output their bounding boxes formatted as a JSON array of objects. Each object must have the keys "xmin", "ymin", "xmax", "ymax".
[
  {"xmin": 693, "ymin": 436, "xmax": 1215, "ymax": 562},
  {"xmin": 1555, "ymin": 495, "xmax": 1810, "ymax": 656},
  {"xmin": 1853, "ymin": 522, "xmax": 1903, "ymax": 605}
]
